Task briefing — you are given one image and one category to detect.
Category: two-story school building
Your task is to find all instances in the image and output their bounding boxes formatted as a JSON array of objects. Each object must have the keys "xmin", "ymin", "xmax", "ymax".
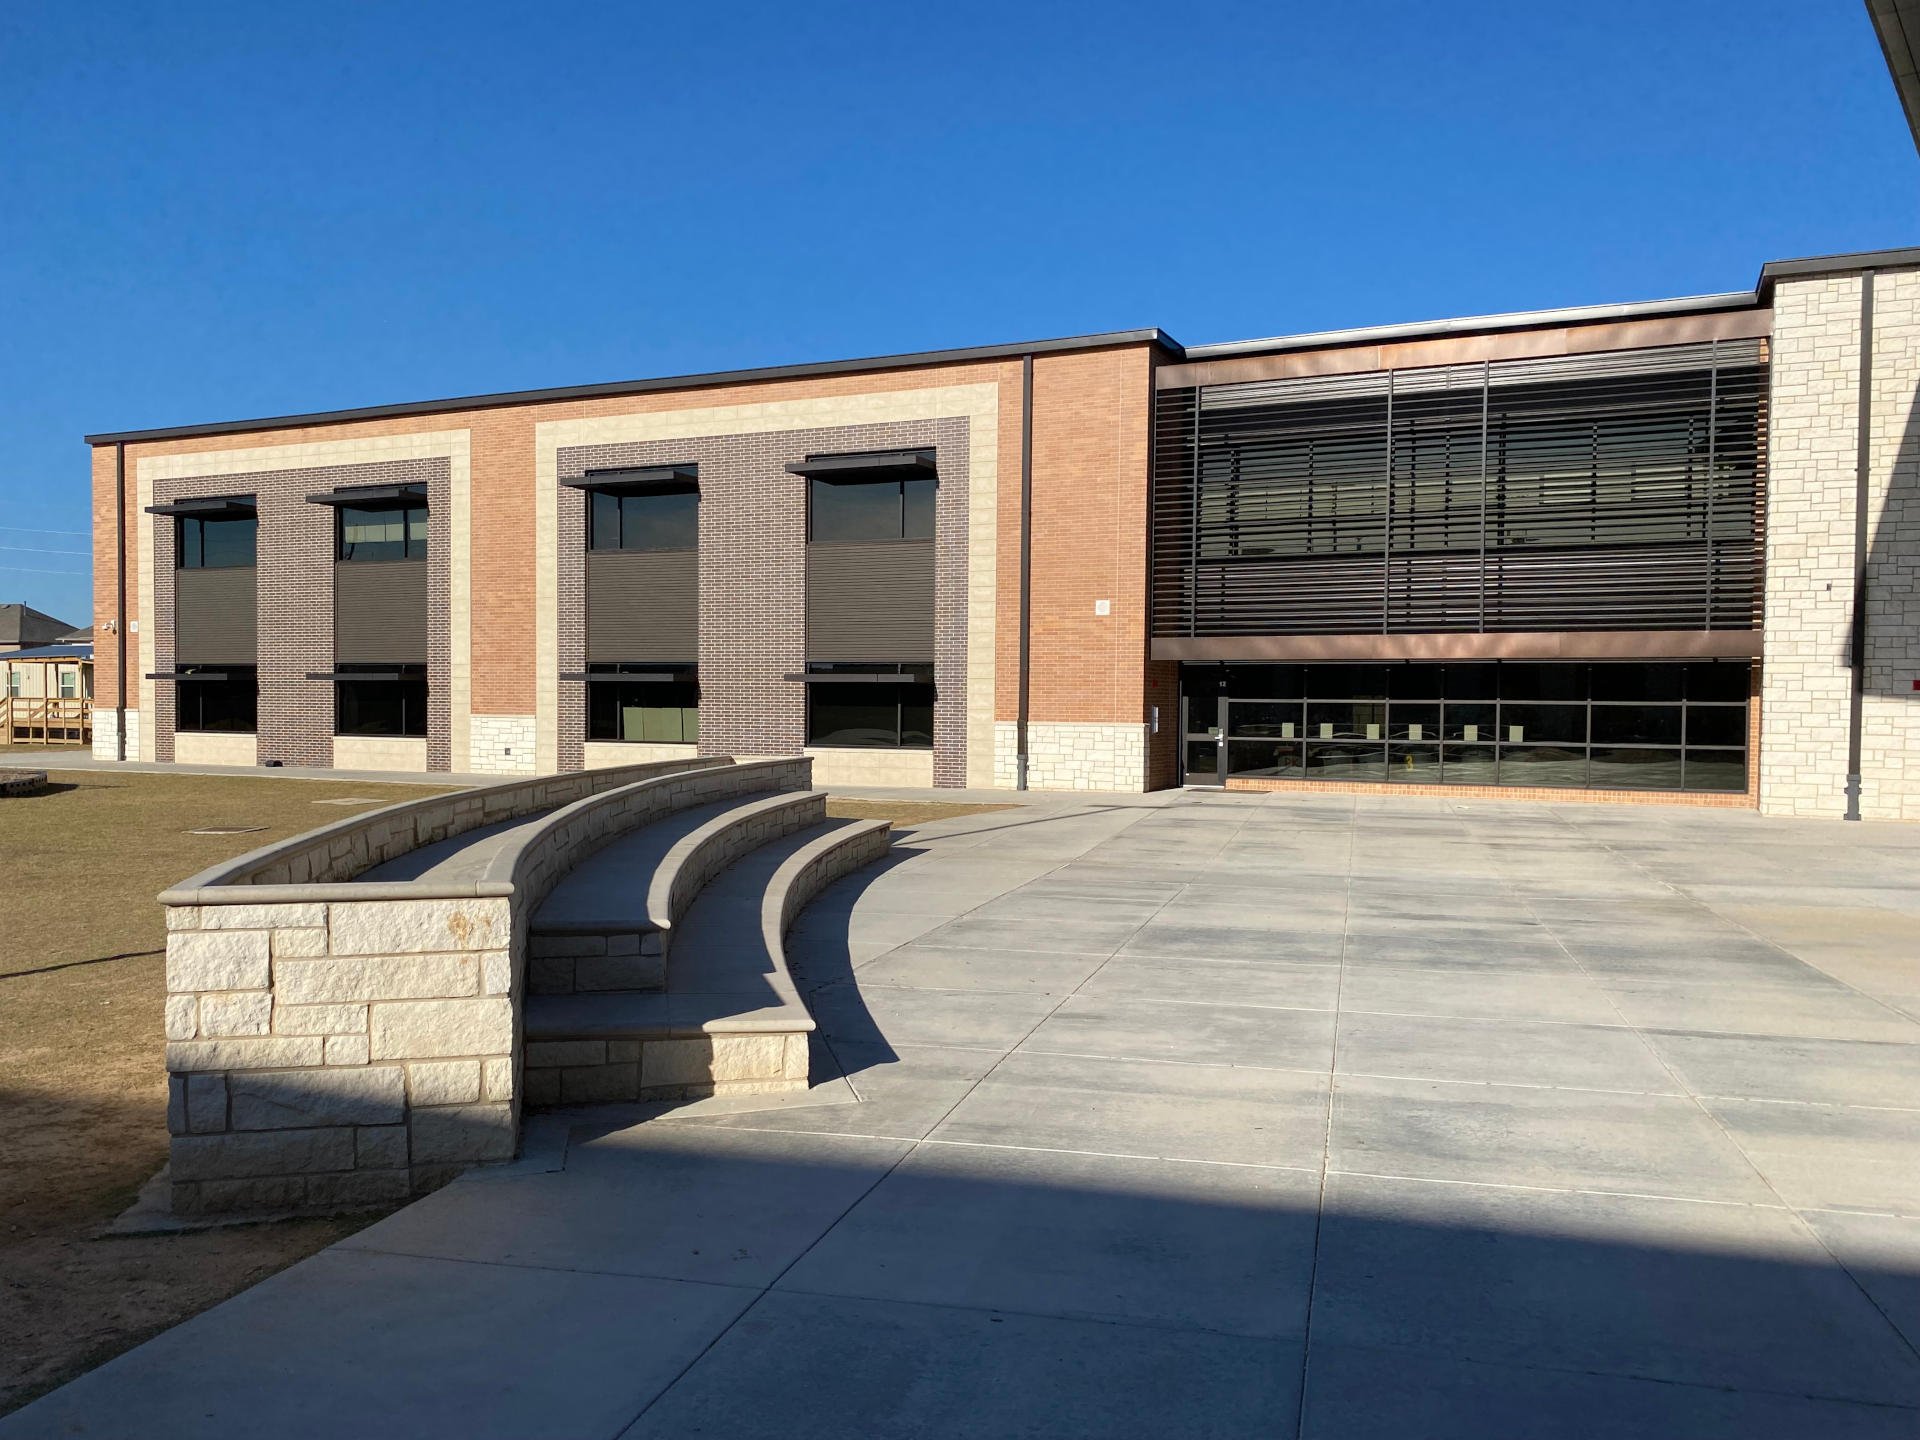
[{"xmin": 85, "ymin": 246, "xmax": 1920, "ymax": 818}]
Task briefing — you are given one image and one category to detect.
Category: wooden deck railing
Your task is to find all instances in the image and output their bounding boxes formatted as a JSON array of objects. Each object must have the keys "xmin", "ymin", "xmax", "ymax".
[{"xmin": 0, "ymin": 697, "xmax": 92, "ymax": 746}]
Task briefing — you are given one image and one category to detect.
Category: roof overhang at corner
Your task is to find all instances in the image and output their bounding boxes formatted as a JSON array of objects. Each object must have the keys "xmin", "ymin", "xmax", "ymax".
[{"xmin": 1869, "ymin": 0, "xmax": 1920, "ymax": 156}]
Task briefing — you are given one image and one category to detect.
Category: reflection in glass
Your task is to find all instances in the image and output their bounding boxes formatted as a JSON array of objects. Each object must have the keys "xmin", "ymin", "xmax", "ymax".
[
  {"xmin": 1387, "ymin": 743, "xmax": 1442, "ymax": 782},
  {"xmin": 1185, "ymin": 739, "xmax": 1221, "ymax": 779},
  {"xmin": 1501, "ymin": 704, "xmax": 1587, "ymax": 745},
  {"xmin": 1305, "ymin": 742, "xmax": 1386, "ymax": 782},
  {"xmin": 1685, "ymin": 706, "xmax": 1746, "ymax": 747},
  {"xmin": 1589, "ymin": 746, "xmax": 1681, "ymax": 789},
  {"xmin": 1441, "ymin": 744, "xmax": 1499, "ymax": 784},
  {"xmin": 1228, "ymin": 740, "xmax": 1304, "ymax": 779},
  {"xmin": 1500, "ymin": 746, "xmax": 1586, "ymax": 787},
  {"xmin": 1684, "ymin": 750, "xmax": 1747, "ymax": 792},
  {"xmin": 1593, "ymin": 705, "xmax": 1681, "ymax": 745},
  {"xmin": 1229, "ymin": 701, "xmax": 1303, "ymax": 737},
  {"xmin": 1390, "ymin": 704, "xmax": 1439, "ymax": 741}
]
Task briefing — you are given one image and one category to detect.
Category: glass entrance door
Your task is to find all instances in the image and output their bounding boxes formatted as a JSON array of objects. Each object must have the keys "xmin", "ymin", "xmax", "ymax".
[{"xmin": 1180, "ymin": 694, "xmax": 1226, "ymax": 785}]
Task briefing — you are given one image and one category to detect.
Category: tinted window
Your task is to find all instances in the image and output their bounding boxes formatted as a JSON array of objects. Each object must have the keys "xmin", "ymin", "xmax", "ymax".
[
  {"xmin": 902, "ymin": 477, "xmax": 935, "ymax": 540},
  {"xmin": 177, "ymin": 665, "xmax": 257, "ymax": 732},
  {"xmin": 810, "ymin": 477, "xmax": 937, "ymax": 543},
  {"xmin": 339, "ymin": 506, "xmax": 427, "ymax": 562},
  {"xmin": 589, "ymin": 487, "xmax": 698, "ymax": 552},
  {"xmin": 805, "ymin": 664, "xmax": 934, "ymax": 748},
  {"xmin": 178, "ymin": 515, "xmax": 257, "ymax": 569},
  {"xmin": 335, "ymin": 665, "xmax": 428, "ymax": 736},
  {"xmin": 586, "ymin": 667, "xmax": 700, "ymax": 743}
]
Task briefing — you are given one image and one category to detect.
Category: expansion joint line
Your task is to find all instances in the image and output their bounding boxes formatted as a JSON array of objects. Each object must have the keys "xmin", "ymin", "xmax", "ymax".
[{"xmin": 1292, "ymin": 792, "xmax": 1358, "ymax": 1437}]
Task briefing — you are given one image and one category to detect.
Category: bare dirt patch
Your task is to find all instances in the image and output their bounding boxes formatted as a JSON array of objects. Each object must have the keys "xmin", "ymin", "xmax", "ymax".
[
  {"xmin": 824, "ymin": 798, "xmax": 1016, "ymax": 826},
  {"xmin": 0, "ymin": 769, "xmax": 459, "ymax": 1415}
]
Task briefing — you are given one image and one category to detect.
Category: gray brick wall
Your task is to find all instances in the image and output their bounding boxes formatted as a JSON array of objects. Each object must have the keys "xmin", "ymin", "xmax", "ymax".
[
  {"xmin": 151, "ymin": 458, "xmax": 452, "ymax": 770},
  {"xmin": 555, "ymin": 416, "xmax": 972, "ymax": 785}
]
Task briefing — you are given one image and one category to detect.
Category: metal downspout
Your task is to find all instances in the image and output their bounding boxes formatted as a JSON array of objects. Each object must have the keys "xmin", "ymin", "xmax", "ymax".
[
  {"xmin": 1016, "ymin": 354, "xmax": 1034, "ymax": 791},
  {"xmin": 1845, "ymin": 271, "xmax": 1876, "ymax": 821},
  {"xmin": 114, "ymin": 442, "xmax": 128, "ymax": 761}
]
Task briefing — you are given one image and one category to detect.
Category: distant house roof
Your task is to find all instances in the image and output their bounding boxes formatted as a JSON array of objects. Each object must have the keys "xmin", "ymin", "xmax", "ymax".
[
  {"xmin": 0, "ymin": 604, "xmax": 75, "ymax": 648},
  {"xmin": 5, "ymin": 643, "xmax": 92, "ymax": 662},
  {"xmin": 55, "ymin": 625, "xmax": 92, "ymax": 644}
]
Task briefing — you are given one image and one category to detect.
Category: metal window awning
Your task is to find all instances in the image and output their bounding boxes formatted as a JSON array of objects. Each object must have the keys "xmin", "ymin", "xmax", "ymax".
[
  {"xmin": 305, "ymin": 670, "xmax": 407, "ymax": 682},
  {"xmin": 784, "ymin": 670, "xmax": 933, "ymax": 685},
  {"xmin": 144, "ymin": 497, "xmax": 257, "ymax": 519},
  {"xmin": 785, "ymin": 449, "xmax": 935, "ymax": 480},
  {"xmin": 305, "ymin": 483, "xmax": 429, "ymax": 509},
  {"xmin": 562, "ymin": 465, "xmax": 699, "ymax": 492},
  {"xmin": 560, "ymin": 670, "xmax": 693, "ymax": 683},
  {"xmin": 146, "ymin": 670, "xmax": 232, "ymax": 681}
]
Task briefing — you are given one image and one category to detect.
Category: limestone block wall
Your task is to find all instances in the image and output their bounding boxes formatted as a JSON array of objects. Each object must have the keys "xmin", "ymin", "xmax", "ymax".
[
  {"xmin": 1763, "ymin": 267, "xmax": 1920, "ymax": 820},
  {"xmin": 993, "ymin": 720, "xmax": 1149, "ymax": 791},
  {"xmin": 469, "ymin": 714, "xmax": 536, "ymax": 775},
  {"xmin": 163, "ymin": 896, "xmax": 514, "ymax": 1214},
  {"xmin": 90, "ymin": 707, "xmax": 138, "ymax": 763},
  {"xmin": 156, "ymin": 754, "xmax": 743, "ymax": 1215}
]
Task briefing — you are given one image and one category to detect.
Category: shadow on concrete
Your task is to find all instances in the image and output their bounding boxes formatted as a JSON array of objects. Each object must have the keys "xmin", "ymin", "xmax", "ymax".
[
  {"xmin": 6, "ymin": 1123, "xmax": 1919, "ymax": 1438},
  {"xmin": 772, "ymin": 841, "xmax": 932, "ymax": 1078}
]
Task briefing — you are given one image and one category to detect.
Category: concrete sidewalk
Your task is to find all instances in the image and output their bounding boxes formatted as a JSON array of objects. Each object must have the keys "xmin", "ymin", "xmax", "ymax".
[{"xmin": 8, "ymin": 792, "xmax": 1920, "ymax": 1437}]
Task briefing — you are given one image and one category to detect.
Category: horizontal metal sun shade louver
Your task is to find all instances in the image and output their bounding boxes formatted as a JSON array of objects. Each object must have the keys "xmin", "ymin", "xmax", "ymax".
[
  {"xmin": 562, "ymin": 465, "xmax": 698, "ymax": 492},
  {"xmin": 305, "ymin": 483, "xmax": 428, "ymax": 508},
  {"xmin": 1151, "ymin": 340, "xmax": 1767, "ymax": 639},
  {"xmin": 145, "ymin": 496, "xmax": 257, "ymax": 518}
]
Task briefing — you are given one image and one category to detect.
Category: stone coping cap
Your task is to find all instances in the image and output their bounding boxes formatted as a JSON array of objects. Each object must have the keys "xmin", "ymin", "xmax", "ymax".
[
  {"xmin": 480, "ymin": 756, "xmax": 814, "ymax": 891},
  {"xmin": 645, "ymin": 790, "xmax": 829, "ymax": 937},
  {"xmin": 158, "ymin": 878, "xmax": 519, "ymax": 906},
  {"xmin": 162, "ymin": 756, "xmax": 734, "ymax": 899}
]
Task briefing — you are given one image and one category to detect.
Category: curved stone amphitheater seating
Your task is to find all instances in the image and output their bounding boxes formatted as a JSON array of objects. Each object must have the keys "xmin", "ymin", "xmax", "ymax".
[{"xmin": 154, "ymin": 753, "xmax": 890, "ymax": 1217}]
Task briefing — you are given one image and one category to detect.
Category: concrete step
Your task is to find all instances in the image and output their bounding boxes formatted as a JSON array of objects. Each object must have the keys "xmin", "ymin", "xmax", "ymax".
[
  {"xmin": 526, "ymin": 790, "xmax": 826, "ymax": 995},
  {"xmin": 523, "ymin": 816, "xmax": 892, "ymax": 1107}
]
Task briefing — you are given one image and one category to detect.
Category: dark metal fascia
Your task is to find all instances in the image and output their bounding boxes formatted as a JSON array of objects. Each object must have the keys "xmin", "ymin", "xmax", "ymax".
[
  {"xmin": 1757, "ymin": 246, "xmax": 1920, "ymax": 297},
  {"xmin": 83, "ymin": 329, "xmax": 1182, "ymax": 446}
]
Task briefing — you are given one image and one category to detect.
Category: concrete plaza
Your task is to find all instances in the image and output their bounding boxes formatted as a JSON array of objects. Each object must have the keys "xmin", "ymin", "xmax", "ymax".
[{"xmin": 8, "ymin": 790, "xmax": 1920, "ymax": 1437}]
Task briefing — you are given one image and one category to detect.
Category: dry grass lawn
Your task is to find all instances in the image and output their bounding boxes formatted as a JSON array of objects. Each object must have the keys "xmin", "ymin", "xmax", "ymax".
[
  {"xmin": 0, "ymin": 772, "xmax": 1013, "ymax": 1415},
  {"xmin": 0, "ymin": 769, "xmax": 458, "ymax": 1416}
]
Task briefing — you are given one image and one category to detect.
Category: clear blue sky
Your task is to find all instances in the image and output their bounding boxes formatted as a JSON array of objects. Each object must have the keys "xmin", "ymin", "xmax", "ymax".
[{"xmin": 2, "ymin": 1, "xmax": 1915, "ymax": 626}]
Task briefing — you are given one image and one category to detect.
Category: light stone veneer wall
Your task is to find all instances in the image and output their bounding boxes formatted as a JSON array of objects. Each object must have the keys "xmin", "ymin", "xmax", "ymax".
[
  {"xmin": 164, "ymin": 895, "xmax": 515, "ymax": 1215},
  {"xmin": 1763, "ymin": 268, "xmax": 1920, "ymax": 820},
  {"xmin": 993, "ymin": 720, "xmax": 1149, "ymax": 791},
  {"xmin": 330, "ymin": 736, "xmax": 430, "ymax": 773},
  {"xmin": 91, "ymin": 707, "xmax": 139, "ymax": 763},
  {"xmin": 173, "ymin": 731, "xmax": 258, "ymax": 767},
  {"xmin": 582, "ymin": 740, "xmax": 696, "ymax": 770},
  {"xmin": 803, "ymin": 746, "xmax": 936, "ymax": 788},
  {"xmin": 158, "ymin": 755, "xmax": 722, "ymax": 1214},
  {"xmin": 469, "ymin": 715, "xmax": 537, "ymax": 775}
]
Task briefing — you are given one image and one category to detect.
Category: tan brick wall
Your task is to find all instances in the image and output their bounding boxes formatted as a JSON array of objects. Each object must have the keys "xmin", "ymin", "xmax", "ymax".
[{"xmin": 95, "ymin": 360, "xmax": 1037, "ymax": 752}]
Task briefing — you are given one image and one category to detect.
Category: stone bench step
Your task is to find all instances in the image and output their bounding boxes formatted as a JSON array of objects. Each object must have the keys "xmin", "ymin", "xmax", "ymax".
[
  {"xmin": 523, "ymin": 815, "xmax": 892, "ymax": 1107},
  {"xmin": 526, "ymin": 790, "xmax": 826, "ymax": 995}
]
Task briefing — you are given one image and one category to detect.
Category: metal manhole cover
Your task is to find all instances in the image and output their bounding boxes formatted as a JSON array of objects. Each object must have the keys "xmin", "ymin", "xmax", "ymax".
[{"xmin": 186, "ymin": 825, "xmax": 268, "ymax": 836}]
